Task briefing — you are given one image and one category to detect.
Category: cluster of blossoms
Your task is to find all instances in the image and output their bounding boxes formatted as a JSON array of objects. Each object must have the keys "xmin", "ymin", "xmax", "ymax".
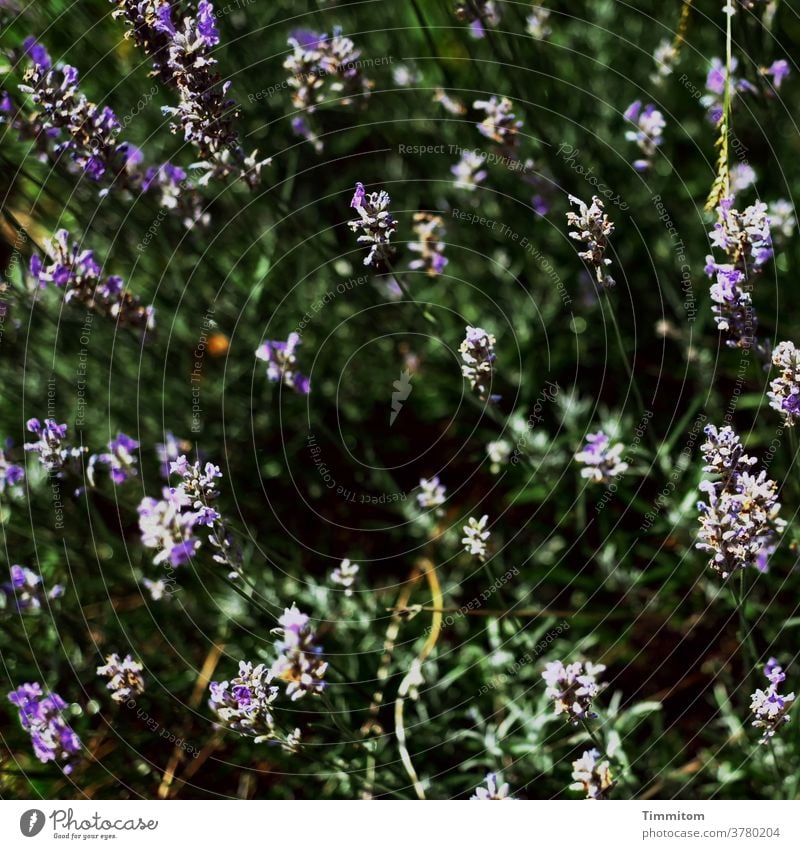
[
  {"xmin": 451, "ymin": 149, "xmax": 488, "ymax": 191},
  {"xmin": 704, "ymin": 197, "xmax": 772, "ymax": 357},
  {"xmin": 455, "ymin": 1, "xmax": 501, "ymax": 39},
  {"xmin": 462, "ymin": 514, "xmax": 490, "ymax": 560},
  {"xmin": 542, "ymin": 660, "xmax": 606, "ymax": 724},
  {"xmin": 96, "ymin": 654, "xmax": 145, "ymax": 703},
  {"xmin": 1, "ymin": 565, "xmax": 63, "ymax": 612},
  {"xmin": 284, "ymin": 27, "xmax": 373, "ymax": 149},
  {"xmin": 470, "ymin": 772, "xmax": 512, "ymax": 800},
  {"xmin": 417, "ymin": 475, "xmax": 447, "ymax": 509},
  {"xmin": 24, "ymin": 418, "xmax": 86, "ymax": 476},
  {"xmin": 623, "ymin": 101, "xmax": 665, "ymax": 171},
  {"xmin": 460, "ymin": 326, "xmax": 499, "ymax": 402},
  {"xmin": 209, "ymin": 661, "xmax": 280, "ymax": 742},
  {"xmin": 566, "ymin": 195, "xmax": 615, "ymax": 288},
  {"xmin": 8, "ymin": 683, "xmax": 81, "ymax": 772},
  {"xmin": 347, "ymin": 182, "xmax": 397, "ymax": 268},
  {"xmin": 526, "ymin": 8, "xmax": 552, "ymax": 40},
  {"xmin": 570, "ymin": 749, "xmax": 615, "ymax": 799},
  {"xmin": 255, "ymin": 332, "xmax": 311, "ymax": 395},
  {"xmin": 702, "ymin": 56, "xmax": 757, "ymax": 124},
  {"xmin": 88, "ymin": 433, "xmax": 140, "ymax": 485},
  {"xmin": 474, "ymin": 96, "xmax": 522, "ymax": 149},
  {"xmin": 28, "ymin": 230, "xmax": 154, "ymax": 329},
  {"xmin": 750, "ymin": 657, "xmax": 795, "ymax": 744},
  {"xmin": 696, "ymin": 425, "xmax": 785, "ymax": 578},
  {"xmin": 730, "ymin": 163, "xmax": 757, "ymax": 196},
  {"xmin": 768, "ymin": 340, "xmax": 800, "ymax": 426},
  {"xmin": 768, "ymin": 199, "xmax": 796, "ymax": 242},
  {"xmin": 0, "ymin": 439, "xmax": 25, "ymax": 496},
  {"xmin": 330, "ymin": 559, "xmax": 359, "ymax": 596},
  {"xmin": 486, "ymin": 439, "xmax": 512, "ymax": 473},
  {"xmin": 575, "ymin": 431, "xmax": 628, "ymax": 484},
  {"xmin": 5, "ymin": 38, "xmax": 204, "ymax": 222},
  {"xmin": 271, "ymin": 605, "xmax": 328, "ymax": 700},
  {"xmin": 138, "ymin": 455, "xmax": 235, "ymax": 572},
  {"xmin": 409, "ymin": 213, "xmax": 448, "ymax": 277},
  {"xmin": 651, "ymin": 39, "xmax": 678, "ymax": 82},
  {"xmin": 109, "ymin": 1, "xmax": 269, "ymax": 187}
]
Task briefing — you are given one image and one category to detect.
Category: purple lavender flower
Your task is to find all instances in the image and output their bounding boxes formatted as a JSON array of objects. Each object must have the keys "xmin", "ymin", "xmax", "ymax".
[
  {"xmin": 768, "ymin": 341, "xmax": 800, "ymax": 426},
  {"xmin": 454, "ymin": 2, "xmax": 501, "ymax": 40},
  {"xmin": 2, "ymin": 565, "xmax": 63, "ymax": 612},
  {"xmin": 409, "ymin": 212, "xmax": 448, "ymax": 277},
  {"xmin": 459, "ymin": 326, "xmax": 499, "ymax": 402},
  {"xmin": 575, "ymin": 432, "xmax": 628, "ymax": 484},
  {"xmin": 209, "ymin": 661, "xmax": 280, "ymax": 742},
  {"xmin": 0, "ymin": 439, "xmax": 25, "ymax": 496},
  {"xmin": 88, "ymin": 432, "xmax": 140, "ymax": 485},
  {"xmin": 110, "ymin": 1, "xmax": 269, "ymax": 187},
  {"xmin": 97, "ymin": 653, "xmax": 145, "ymax": 703},
  {"xmin": 567, "ymin": 195, "xmax": 615, "ymax": 288},
  {"xmin": 28, "ymin": 230, "xmax": 154, "ymax": 329},
  {"xmin": 451, "ymin": 149, "xmax": 488, "ymax": 191},
  {"xmin": 21, "ymin": 36, "xmax": 51, "ymax": 70},
  {"xmin": 696, "ymin": 425, "xmax": 785, "ymax": 578},
  {"xmin": 255, "ymin": 332, "xmax": 311, "ymax": 394},
  {"xmin": 473, "ymin": 96, "xmax": 521, "ymax": 148},
  {"xmin": 762, "ymin": 59, "xmax": 790, "ymax": 90},
  {"xmin": 8, "ymin": 683, "xmax": 81, "ymax": 772},
  {"xmin": 155, "ymin": 430, "xmax": 192, "ymax": 478},
  {"xmin": 284, "ymin": 26, "xmax": 373, "ymax": 150},
  {"xmin": 570, "ymin": 749, "xmax": 615, "ymax": 799},
  {"xmin": 138, "ymin": 484, "xmax": 201, "ymax": 568},
  {"xmin": 750, "ymin": 657, "xmax": 795, "ymax": 743},
  {"xmin": 347, "ymin": 182, "xmax": 397, "ymax": 268},
  {"xmin": 271, "ymin": 604, "xmax": 328, "ymax": 700},
  {"xmin": 623, "ymin": 100, "xmax": 665, "ymax": 171},
  {"xmin": 470, "ymin": 772, "xmax": 512, "ymax": 799},
  {"xmin": 702, "ymin": 56, "xmax": 756, "ymax": 123},
  {"xmin": 542, "ymin": 660, "xmax": 606, "ymax": 724},
  {"xmin": 704, "ymin": 197, "xmax": 772, "ymax": 357},
  {"xmin": 24, "ymin": 418, "xmax": 86, "ymax": 475}
]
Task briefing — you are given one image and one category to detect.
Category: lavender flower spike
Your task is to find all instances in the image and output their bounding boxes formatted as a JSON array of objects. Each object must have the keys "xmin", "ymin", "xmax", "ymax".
[
  {"xmin": 542, "ymin": 660, "xmax": 606, "ymax": 724},
  {"xmin": 347, "ymin": 182, "xmax": 397, "ymax": 268},
  {"xmin": 409, "ymin": 213, "xmax": 448, "ymax": 277},
  {"xmin": 97, "ymin": 653, "xmax": 145, "ymax": 703},
  {"xmin": 575, "ymin": 431, "xmax": 628, "ymax": 484},
  {"xmin": 88, "ymin": 432, "xmax": 140, "ymax": 486},
  {"xmin": 570, "ymin": 749, "xmax": 615, "ymax": 799},
  {"xmin": 696, "ymin": 425, "xmax": 785, "ymax": 578},
  {"xmin": 8, "ymin": 683, "xmax": 81, "ymax": 772},
  {"xmin": 462, "ymin": 514, "xmax": 490, "ymax": 560},
  {"xmin": 768, "ymin": 340, "xmax": 800, "ymax": 426},
  {"xmin": 255, "ymin": 332, "xmax": 311, "ymax": 394},
  {"xmin": 623, "ymin": 100, "xmax": 665, "ymax": 171},
  {"xmin": 473, "ymin": 95, "xmax": 522, "ymax": 148},
  {"xmin": 24, "ymin": 418, "xmax": 87, "ymax": 475},
  {"xmin": 750, "ymin": 657, "xmax": 795, "ymax": 744},
  {"xmin": 271, "ymin": 604, "xmax": 328, "ymax": 700},
  {"xmin": 460, "ymin": 326, "xmax": 500, "ymax": 402},
  {"xmin": 2, "ymin": 565, "xmax": 64, "ymax": 612},
  {"xmin": 470, "ymin": 772, "xmax": 512, "ymax": 800},
  {"xmin": 209, "ymin": 661, "xmax": 279, "ymax": 742},
  {"xmin": 567, "ymin": 195, "xmax": 615, "ymax": 288},
  {"xmin": 0, "ymin": 439, "xmax": 25, "ymax": 496}
]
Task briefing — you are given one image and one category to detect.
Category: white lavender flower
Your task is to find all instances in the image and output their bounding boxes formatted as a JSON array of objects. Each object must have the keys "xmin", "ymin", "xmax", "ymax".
[
  {"xmin": 623, "ymin": 101, "xmax": 665, "ymax": 171},
  {"xmin": 696, "ymin": 425, "xmax": 785, "ymax": 578},
  {"xmin": 24, "ymin": 418, "xmax": 86, "ymax": 476},
  {"xmin": 271, "ymin": 605, "xmax": 328, "ymax": 700},
  {"xmin": 750, "ymin": 658, "xmax": 795, "ymax": 744},
  {"xmin": 2, "ymin": 565, "xmax": 63, "ymax": 613},
  {"xmin": 768, "ymin": 199, "xmax": 796, "ymax": 241},
  {"xmin": 730, "ymin": 163, "xmax": 757, "ymax": 195},
  {"xmin": 473, "ymin": 96, "xmax": 522, "ymax": 148},
  {"xmin": 434, "ymin": 88, "xmax": 466, "ymax": 115},
  {"xmin": 768, "ymin": 340, "xmax": 800, "ymax": 425},
  {"xmin": 460, "ymin": 326, "xmax": 499, "ymax": 402},
  {"xmin": 141, "ymin": 577, "xmax": 173, "ymax": 602},
  {"xmin": 96, "ymin": 653, "xmax": 145, "ymax": 703},
  {"xmin": 209, "ymin": 661, "xmax": 279, "ymax": 742},
  {"xmin": 462, "ymin": 514, "xmax": 490, "ymax": 560},
  {"xmin": 566, "ymin": 195, "xmax": 615, "ymax": 288},
  {"xmin": 470, "ymin": 771, "xmax": 512, "ymax": 799},
  {"xmin": 542, "ymin": 660, "xmax": 605, "ymax": 723},
  {"xmin": 347, "ymin": 182, "xmax": 397, "ymax": 267},
  {"xmin": 651, "ymin": 39, "xmax": 678, "ymax": 82},
  {"xmin": 575, "ymin": 431, "xmax": 628, "ymax": 483},
  {"xmin": 487, "ymin": 439, "xmax": 512, "ymax": 473},
  {"xmin": 570, "ymin": 748, "xmax": 615, "ymax": 799},
  {"xmin": 331, "ymin": 559, "xmax": 359, "ymax": 596},
  {"xmin": 451, "ymin": 149, "xmax": 488, "ymax": 190},
  {"xmin": 526, "ymin": 8, "xmax": 551, "ymax": 40},
  {"xmin": 417, "ymin": 476, "xmax": 447, "ymax": 509},
  {"xmin": 255, "ymin": 333, "xmax": 310, "ymax": 394}
]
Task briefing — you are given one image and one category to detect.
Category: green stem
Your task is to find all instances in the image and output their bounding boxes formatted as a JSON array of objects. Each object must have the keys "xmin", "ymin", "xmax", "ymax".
[{"xmin": 766, "ymin": 737, "xmax": 784, "ymax": 792}]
